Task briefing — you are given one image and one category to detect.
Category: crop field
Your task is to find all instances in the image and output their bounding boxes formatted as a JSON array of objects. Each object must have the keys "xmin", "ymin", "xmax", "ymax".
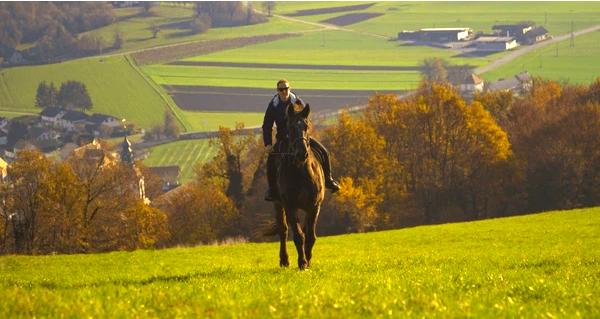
[
  {"xmin": 483, "ymin": 30, "xmax": 600, "ymax": 84},
  {"xmin": 275, "ymin": 2, "xmax": 600, "ymax": 36},
  {"xmin": 0, "ymin": 208, "xmax": 597, "ymax": 317},
  {"xmin": 0, "ymin": 55, "xmax": 168, "ymax": 129},
  {"xmin": 143, "ymin": 138, "xmax": 217, "ymax": 183}
]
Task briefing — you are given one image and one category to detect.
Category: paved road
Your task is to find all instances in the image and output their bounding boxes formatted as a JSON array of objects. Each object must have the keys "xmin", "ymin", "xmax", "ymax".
[{"xmin": 475, "ymin": 24, "xmax": 600, "ymax": 74}]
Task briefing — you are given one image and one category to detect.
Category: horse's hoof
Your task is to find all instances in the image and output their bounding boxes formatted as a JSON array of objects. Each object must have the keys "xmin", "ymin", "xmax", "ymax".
[
  {"xmin": 298, "ymin": 261, "xmax": 308, "ymax": 270},
  {"xmin": 280, "ymin": 260, "xmax": 289, "ymax": 267}
]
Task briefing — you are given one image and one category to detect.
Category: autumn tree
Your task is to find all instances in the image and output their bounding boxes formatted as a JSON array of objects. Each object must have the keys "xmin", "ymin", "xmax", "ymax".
[{"xmin": 156, "ymin": 183, "xmax": 239, "ymax": 246}]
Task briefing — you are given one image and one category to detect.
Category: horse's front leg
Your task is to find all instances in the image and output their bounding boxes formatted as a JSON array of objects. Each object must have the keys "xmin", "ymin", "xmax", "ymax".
[
  {"xmin": 275, "ymin": 203, "xmax": 289, "ymax": 267},
  {"xmin": 304, "ymin": 205, "xmax": 320, "ymax": 268},
  {"xmin": 286, "ymin": 206, "xmax": 307, "ymax": 269}
]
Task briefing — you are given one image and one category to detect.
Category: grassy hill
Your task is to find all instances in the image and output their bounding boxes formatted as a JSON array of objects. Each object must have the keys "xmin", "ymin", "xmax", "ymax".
[
  {"xmin": 1, "ymin": 207, "xmax": 597, "ymax": 317},
  {"xmin": 0, "ymin": 55, "xmax": 170, "ymax": 129}
]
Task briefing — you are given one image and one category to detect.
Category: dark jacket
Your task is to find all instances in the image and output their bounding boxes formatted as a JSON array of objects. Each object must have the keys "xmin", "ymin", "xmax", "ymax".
[{"xmin": 262, "ymin": 92, "xmax": 303, "ymax": 146}]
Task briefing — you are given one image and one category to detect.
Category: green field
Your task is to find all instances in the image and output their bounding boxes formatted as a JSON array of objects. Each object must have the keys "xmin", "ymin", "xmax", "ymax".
[
  {"xmin": 182, "ymin": 30, "xmax": 497, "ymax": 67},
  {"xmin": 143, "ymin": 138, "xmax": 218, "ymax": 182},
  {"xmin": 0, "ymin": 208, "xmax": 597, "ymax": 317},
  {"xmin": 483, "ymin": 30, "xmax": 600, "ymax": 84},
  {"xmin": 144, "ymin": 64, "xmax": 421, "ymax": 90},
  {"xmin": 84, "ymin": 5, "xmax": 315, "ymax": 54},
  {"xmin": 179, "ymin": 110, "xmax": 264, "ymax": 132},
  {"xmin": 0, "ymin": 55, "xmax": 169, "ymax": 129},
  {"xmin": 275, "ymin": 2, "xmax": 600, "ymax": 37}
]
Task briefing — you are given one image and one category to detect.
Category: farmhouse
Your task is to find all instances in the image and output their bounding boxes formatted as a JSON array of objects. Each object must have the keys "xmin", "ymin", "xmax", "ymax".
[
  {"xmin": 487, "ymin": 71, "xmax": 533, "ymax": 95},
  {"xmin": 523, "ymin": 26, "xmax": 550, "ymax": 44},
  {"xmin": 398, "ymin": 28, "xmax": 473, "ymax": 42},
  {"xmin": 475, "ymin": 36, "xmax": 519, "ymax": 51},
  {"xmin": 492, "ymin": 23, "xmax": 533, "ymax": 38},
  {"xmin": 459, "ymin": 73, "xmax": 485, "ymax": 97},
  {"xmin": 88, "ymin": 113, "xmax": 121, "ymax": 128}
]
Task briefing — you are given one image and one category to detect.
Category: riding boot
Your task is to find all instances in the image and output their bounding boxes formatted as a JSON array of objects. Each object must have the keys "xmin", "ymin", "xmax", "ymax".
[
  {"xmin": 309, "ymin": 138, "xmax": 341, "ymax": 193},
  {"xmin": 265, "ymin": 149, "xmax": 280, "ymax": 201}
]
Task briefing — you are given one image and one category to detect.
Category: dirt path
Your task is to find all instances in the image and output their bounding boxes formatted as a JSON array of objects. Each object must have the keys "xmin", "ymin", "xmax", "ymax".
[{"xmin": 475, "ymin": 24, "xmax": 600, "ymax": 74}]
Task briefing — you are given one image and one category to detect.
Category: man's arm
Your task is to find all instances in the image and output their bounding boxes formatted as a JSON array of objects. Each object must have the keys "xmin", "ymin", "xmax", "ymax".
[{"xmin": 262, "ymin": 103, "xmax": 274, "ymax": 146}]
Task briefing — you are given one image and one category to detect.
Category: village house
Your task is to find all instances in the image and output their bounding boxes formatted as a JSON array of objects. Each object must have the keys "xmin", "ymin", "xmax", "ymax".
[
  {"xmin": 486, "ymin": 71, "xmax": 533, "ymax": 95},
  {"xmin": 475, "ymin": 36, "xmax": 519, "ymax": 51},
  {"xmin": 40, "ymin": 107, "xmax": 65, "ymax": 125},
  {"xmin": 57, "ymin": 110, "xmax": 89, "ymax": 131},
  {"xmin": 148, "ymin": 165, "xmax": 181, "ymax": 192},
  {"xmin": 458, "ymin": 73, "xmax": 485, "ymax": 97},
  {"xmin": 398, "ymin": 28, "xmax": 473, "ymax": 42}
]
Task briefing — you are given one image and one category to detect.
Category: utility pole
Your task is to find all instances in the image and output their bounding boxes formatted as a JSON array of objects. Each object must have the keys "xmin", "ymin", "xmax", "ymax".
[{"xmin": 570, "ymin": 20, "xmax": 575, "ymax": 48}]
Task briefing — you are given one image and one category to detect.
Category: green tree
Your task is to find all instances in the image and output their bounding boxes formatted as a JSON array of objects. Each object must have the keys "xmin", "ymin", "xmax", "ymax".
[
  {"xmin": 35, "ymin": 81, "xmax": 58, "ymax": 108},
  {"xmin": 58, "ymin": 80, "xmax": 93, "ymax": 111},
  {"xmin": 163, "ymin": 111, "xmax": 180, "ymax": 139}
]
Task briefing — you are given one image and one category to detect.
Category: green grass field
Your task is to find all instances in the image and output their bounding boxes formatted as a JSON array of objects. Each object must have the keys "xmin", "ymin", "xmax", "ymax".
[
  {"xmin": 179, "ymin": 110, "xmax": 264, "ymax": 132},
  {"xmin": 275, "ymin": 2, "xmax": 600, "ymax": 36},
  {"xmin": 182, "ymin": 30, "xmax": 497, "ymax": 67},
  {"xmin": 84, "ymin": 5, "xmax": 314, "ymax": 54},
  {"xmin": 0, "ymin": 55, "xmax": 169, "ymax": 129},
  {"xmin": 143, "ymin": 138, "xmax": 218, "ymax": 183},
  {"xmin": 143, "ymin": 64, "xmax": 421, "ymax": 90},
  {"xmin": 0, "ymin": 208, "xmax": 597, "ymax": 317},
  {"xmin": 483, "ymin": 30, "xmax": 600, "ymax": 84}
]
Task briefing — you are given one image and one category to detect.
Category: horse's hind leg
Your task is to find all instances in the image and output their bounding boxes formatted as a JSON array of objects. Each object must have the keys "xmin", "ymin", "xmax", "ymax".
[
  {"xmin": 304, "ymin": 205, "xmax": 320, "ymax": 268},
  {"xmin": 276, "ymin": 203, "xmax": 289, "ymax": 267},
  {"xmin": 286, "ymin": 206, "xmax": 307, "ymax": 269}
]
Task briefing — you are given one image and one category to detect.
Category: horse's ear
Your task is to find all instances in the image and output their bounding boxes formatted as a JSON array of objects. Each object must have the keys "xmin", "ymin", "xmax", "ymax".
[{"xmin": 299, "ymin": 103, "xmax": 310, "ymax": 118}]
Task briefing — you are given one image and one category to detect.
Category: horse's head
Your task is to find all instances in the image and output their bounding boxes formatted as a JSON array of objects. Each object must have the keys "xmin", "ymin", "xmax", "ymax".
[{"xmin": 286, "ymin": 100, "xmax": 311, "ymax": 165}]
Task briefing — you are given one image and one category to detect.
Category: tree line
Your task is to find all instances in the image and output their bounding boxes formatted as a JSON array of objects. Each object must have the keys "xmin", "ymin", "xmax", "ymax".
[
  {"xmin": 0, "ymin": 2, "xmax": 115, "ymax": 63},
  {"xmin": 2, "ymin": 78, "xmax": 599, "ymax": 254}
]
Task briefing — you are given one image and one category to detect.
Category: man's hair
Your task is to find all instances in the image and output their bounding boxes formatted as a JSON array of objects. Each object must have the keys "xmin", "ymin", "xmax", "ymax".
[{"xmin": 276, "ymin": 79, "xmax": 290, "ymax": 88}]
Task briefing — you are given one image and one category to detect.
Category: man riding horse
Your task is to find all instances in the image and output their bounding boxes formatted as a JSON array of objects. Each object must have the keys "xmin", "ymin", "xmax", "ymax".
[{"xmin": 262, "ymin": 79, "xmax": 341, "ymax": 201}]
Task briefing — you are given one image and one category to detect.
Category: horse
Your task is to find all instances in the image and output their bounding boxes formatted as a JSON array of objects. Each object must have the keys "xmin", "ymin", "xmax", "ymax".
[{"xmin": 274, "ymin": 101, "xmax": 325, "ymax": 270}]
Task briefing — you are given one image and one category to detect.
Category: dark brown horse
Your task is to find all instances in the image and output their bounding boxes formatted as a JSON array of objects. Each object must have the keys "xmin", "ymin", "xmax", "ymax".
[{"xmin": 274, "ymin": 101, "xmax": 325, "ymax": 269}]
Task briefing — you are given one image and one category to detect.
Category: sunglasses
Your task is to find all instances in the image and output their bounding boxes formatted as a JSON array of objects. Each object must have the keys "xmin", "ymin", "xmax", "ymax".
[{"xmin": 277, "ymin": 87, "xmax": 289, "ymax": 92}]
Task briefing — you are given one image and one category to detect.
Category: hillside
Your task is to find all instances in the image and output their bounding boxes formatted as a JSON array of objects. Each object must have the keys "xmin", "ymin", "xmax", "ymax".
[{"xmin": 1, "ymin": 207, "xmax": 597, "ymax": 317}]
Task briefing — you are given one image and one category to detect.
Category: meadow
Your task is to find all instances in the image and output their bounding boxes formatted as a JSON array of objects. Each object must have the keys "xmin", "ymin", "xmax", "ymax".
[
  {"xmin": 84, "ymin": 4, "xmax": 314, "ymax": 54},
  {"xmin": 181, "ymin": 30, "xmax": 497, "ymax": 67},
  {"xmin": 143, "ymin": 138, "xmax": 218, "ymax": 183},
  {"xmin": 0, "ymin": 208, "xmax": 597, "ymax": 317},
  {"xmin": 144, "ymin": 64, "xmax": 421, "ymax": 90},
  {"xmin": 275, "ymin": 2, "xmax": 600, "ymax": 36},
  {"xmin": 483, "ymin": 30, "xmax": 600, "ymax": 84},
  {"xmin": 179, "ymin": 110, "xmax": 264, "ymax": 131},
  {"xmin": 0, "ymin": 55, "xmax": 169, "ymax": 129}
]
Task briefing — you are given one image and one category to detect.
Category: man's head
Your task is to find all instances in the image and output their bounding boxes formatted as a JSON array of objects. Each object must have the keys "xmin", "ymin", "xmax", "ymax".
[{"xmin": 277, "ymin": 79, "xmax": 290, "ymax": 102}]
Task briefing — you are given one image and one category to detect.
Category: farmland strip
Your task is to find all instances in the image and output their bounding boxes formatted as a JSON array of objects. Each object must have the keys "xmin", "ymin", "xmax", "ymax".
[{"xmin": 168, "ymin": 61, "xmax": 420, "ymax": 71}]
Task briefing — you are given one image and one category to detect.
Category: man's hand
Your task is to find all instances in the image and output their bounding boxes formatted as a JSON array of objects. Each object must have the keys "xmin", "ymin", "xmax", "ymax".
[{"xmin": 265, "ymin": 145, "xmax": 274, "ymax": 153}]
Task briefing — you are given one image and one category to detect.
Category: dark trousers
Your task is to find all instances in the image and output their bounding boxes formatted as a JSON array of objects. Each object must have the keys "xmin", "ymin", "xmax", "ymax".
[{"xmin": 267, "ymin": 138, "xmax": 334, "ymax": 194}]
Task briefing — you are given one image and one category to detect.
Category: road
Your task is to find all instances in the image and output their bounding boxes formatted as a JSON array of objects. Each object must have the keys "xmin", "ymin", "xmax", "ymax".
[{"xmin": 475, "ymin": 24, "xmax": 600, "ymax": 74}]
